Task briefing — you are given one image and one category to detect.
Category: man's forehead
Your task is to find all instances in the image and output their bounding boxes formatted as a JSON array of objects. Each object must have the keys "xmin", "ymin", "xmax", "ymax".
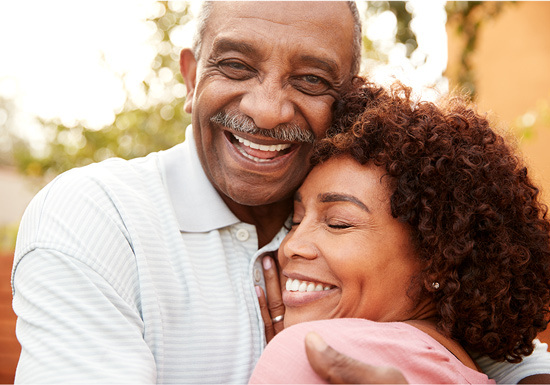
[
  {"xmin": 203, "ymin": 2, "xmax": 355, "ymax": 64},
  {"xmin": 208, "ymin": 1, "xmax": 352, "ymax": 29}
]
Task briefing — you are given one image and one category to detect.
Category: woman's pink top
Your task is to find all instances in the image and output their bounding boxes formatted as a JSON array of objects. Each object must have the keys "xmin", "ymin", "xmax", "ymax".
[{"xmin": 250, "ymin": 318, "xmax": 494, "ymax": 384}]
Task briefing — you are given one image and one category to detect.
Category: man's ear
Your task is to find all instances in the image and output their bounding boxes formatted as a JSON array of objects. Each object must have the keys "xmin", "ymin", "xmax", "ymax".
[{"xmin": 180, "ymin": 48, "xmax": 197, "ymax": 114}]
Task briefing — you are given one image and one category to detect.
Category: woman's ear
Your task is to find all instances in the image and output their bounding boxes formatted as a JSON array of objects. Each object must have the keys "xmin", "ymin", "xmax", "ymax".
[{"xmin": 180, "ymin": 48, "xmax": 197, "ymax": 114}]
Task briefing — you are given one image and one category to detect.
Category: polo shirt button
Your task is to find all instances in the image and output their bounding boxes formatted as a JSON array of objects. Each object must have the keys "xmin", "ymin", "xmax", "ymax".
[
  {"xmin": 254, "ymin": 268, "xmax": 262, "ymax": 283},
  {"xmin": 236, "ymin": 228, "xmax": 249, "ymax": 242}
]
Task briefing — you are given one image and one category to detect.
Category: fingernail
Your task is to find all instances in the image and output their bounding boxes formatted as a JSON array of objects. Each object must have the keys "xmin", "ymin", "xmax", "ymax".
[
  {"xmin": 255, "ymin": 286, "xmax": 262, "ymax": 298},
  {"xmin": 263, "ymin": 256, "xmax": 272, "ymax": 270},
  {"xmin": 306, "ymin": 332, "xmax": 327, "ymax": 352}
]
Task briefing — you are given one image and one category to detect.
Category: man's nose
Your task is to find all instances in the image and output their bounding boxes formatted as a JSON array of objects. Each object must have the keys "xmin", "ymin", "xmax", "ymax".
[{"xmin": 239, "ymin": 78, "xmax": 295, "ymax": 130}]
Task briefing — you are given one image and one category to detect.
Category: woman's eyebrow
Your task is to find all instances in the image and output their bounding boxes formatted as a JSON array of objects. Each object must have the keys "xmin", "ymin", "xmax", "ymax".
[{"xmin": 318, "ymin": 192, "xmax": 370, "ymax": 213}]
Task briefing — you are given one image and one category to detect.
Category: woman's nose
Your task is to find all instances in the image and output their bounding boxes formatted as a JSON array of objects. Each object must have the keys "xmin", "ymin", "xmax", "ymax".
[{"xmin": 281, "ymin": 223, "xmax": 319, "ymax": 261}]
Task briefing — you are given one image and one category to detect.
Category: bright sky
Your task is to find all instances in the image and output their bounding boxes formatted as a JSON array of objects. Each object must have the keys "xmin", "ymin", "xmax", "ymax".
[{"xmin": 0, "ymin": 0, "xmax": 448, "ymax": 147}]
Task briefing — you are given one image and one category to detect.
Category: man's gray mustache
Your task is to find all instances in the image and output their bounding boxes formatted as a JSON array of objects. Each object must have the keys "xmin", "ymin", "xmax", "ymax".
[{"xmin": 210, "ymin": 111, "xmax": 315, "ymax": 144}]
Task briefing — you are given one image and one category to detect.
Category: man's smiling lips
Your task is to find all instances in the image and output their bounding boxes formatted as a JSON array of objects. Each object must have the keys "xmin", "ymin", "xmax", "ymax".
[{"xmin": 226, "ymin": 131, "xmax": 297, "ymax": 163}]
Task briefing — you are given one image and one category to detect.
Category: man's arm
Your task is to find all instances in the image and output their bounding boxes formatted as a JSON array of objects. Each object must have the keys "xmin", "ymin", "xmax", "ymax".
[
  {"xmin": 12, "ymin": 170, "xmax": 156, "ymax": 383},
  {"xmin": 519, "ymin": 374, "xmax": 550, "ymax": 384},
  {"xmin": 475, "ymin": 340, "xmax": 550, "ymax": 384},
  {"xmin": 305, "ymin": 334, "xmax": 550, "ymax": 384},
  {"xmin": 304, "ymin": 332, "xmax": 408, "ymax": 384},
  {"xmin": 13, "ymin": 251, "xmax": 156, "ymax": 383}
]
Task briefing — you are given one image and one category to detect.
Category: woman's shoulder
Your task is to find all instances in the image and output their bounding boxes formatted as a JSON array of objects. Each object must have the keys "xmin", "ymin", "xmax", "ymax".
[{"xmin": 250, "ymin": 319, "xmax": 494, "ymax": 384}]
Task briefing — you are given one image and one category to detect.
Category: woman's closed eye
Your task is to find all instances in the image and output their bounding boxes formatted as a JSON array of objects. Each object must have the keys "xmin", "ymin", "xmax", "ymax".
[{"xmin": 327, "ymin": 221, "xmax": 353, "ymax": 230}]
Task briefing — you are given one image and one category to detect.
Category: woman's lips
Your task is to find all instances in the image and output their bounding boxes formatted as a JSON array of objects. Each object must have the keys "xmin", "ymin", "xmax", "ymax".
[
  {"xmin": 282, "ymin": 277, "xmax": 337, "ymax": 307},
  {"xmin": 285, "ymin": 277, "xmax": 333, "ymax": 292}
]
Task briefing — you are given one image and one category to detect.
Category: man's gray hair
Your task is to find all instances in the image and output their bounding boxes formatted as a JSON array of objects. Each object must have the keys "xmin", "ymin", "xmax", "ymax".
[{"xmin": 191, "ymin": 1, "xmax": 363, "ymax": 76}]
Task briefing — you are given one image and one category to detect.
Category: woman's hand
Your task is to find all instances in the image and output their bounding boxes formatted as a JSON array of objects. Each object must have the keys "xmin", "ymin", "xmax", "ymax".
[{"xmin": 256, "ymin": 255, "xmax": 285, "ymax": 343}]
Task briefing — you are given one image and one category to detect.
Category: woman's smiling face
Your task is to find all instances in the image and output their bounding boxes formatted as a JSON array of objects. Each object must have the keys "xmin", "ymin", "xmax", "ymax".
[{"xmin": 279, "ymin": 155, "xmax": 429, "ymax": 327}]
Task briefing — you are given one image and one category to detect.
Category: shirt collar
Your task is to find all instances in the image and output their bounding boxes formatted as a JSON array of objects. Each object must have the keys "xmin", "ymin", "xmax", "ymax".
[{"xmin": 159, "ymin": 125, "xmax": 241, "ymax": 232}]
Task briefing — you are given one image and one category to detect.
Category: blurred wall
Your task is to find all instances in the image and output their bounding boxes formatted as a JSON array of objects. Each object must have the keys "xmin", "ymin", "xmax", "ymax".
[
  {"xmin": 0, "ymin": 251, "xmax": 19, "ymax": 384},
  {"xmin": 447, "ymin": 1, "xmax": 550, "ymax": 204},
  {"xmin": 0, "ymin": 168, "xmax": 36, "ymax": 382}
]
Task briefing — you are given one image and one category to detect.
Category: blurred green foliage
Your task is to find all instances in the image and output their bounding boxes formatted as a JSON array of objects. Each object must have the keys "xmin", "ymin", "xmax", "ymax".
[
  {"xmin": 14, "ymin": 105, "xmax": 190, "ymax": 177},
  {"xmin": 361, "ymin": 1, "xmax": 418, "ymax": 63},
  {"xmin": 0, "ymin": 224, "xmax": 18, "ymax": 253},
  {"xmin": 9, "ymin": 1, "xmax": 192, "ymax": 178}
]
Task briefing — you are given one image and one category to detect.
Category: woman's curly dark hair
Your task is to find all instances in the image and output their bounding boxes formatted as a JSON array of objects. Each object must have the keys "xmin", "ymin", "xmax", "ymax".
[{"xmin": 313, "ymin": 78, "xmax": 550, "ymax": 363}]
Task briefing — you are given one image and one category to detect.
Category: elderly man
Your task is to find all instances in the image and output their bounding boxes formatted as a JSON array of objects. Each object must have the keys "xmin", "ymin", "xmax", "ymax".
[
  {"xmin": 11, "ymin": 1, "xmax": 550, "ymax": 384},
  {"xmin": 12, "ymin": 2, "xmax": 358, "ymax": 383}
]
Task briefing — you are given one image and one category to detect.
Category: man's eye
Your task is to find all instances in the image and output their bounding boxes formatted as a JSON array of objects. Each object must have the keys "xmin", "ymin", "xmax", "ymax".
[
  {"xmin": 218, "ymin": 60, "xmax": 254, "ymax": 79},
  {"xmin": 293, "ymin": 75, "xmax": 330, "ymax": 95},
  {"xmin": 304, "ymin": 75, "xmax": 322, "ymax": 84},
  {"xmin": 222, "ymin": 61, "xmax": 247, "ymax": 70}
]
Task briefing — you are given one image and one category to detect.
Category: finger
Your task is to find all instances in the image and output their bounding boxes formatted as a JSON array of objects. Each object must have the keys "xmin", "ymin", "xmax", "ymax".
[
  {"xmin": 262, "ymin": 255, "xmax": 285, "ymax": 335},
  {"xmin": 256, "ymin": 286, "xmax": 275, "ymax": 342},
  {"xmin": 305, "ymin": 332, "xmax": 408, "ymax": 384}
]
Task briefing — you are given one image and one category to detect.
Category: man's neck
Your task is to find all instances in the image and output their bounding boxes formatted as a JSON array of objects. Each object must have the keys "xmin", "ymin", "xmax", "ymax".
[{"xmin": 222, "ymin": 196, "xmax": 293, "ymax": 248}]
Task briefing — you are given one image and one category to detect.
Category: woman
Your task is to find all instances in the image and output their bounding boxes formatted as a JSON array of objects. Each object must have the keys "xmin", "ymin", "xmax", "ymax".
[{"xmin": 250, "ymin": 79, "xmax": 550, "ymax": 384}]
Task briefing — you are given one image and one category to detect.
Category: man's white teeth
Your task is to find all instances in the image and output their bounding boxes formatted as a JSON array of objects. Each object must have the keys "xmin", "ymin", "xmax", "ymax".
[
  {"xmin": 237, "ymin": 147, "xmax": 270, "ymax": 163},
  {"xmin": 234, "ymin": 134, "xmax": 291, "ymax": 152},
  {"xmin": 286, "ymin": 278, "xmax": 332, "ymax": 292}
]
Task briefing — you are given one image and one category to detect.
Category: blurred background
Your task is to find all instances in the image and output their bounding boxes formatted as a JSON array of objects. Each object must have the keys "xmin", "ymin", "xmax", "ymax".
[{"xmin": 1, "ymin": 1, "xmax": 549, "ymax": 383}]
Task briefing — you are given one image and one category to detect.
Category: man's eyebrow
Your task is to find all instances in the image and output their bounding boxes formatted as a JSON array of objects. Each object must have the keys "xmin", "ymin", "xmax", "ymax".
[
  {"xmin": 211, "ymin": 37, "xmax": 258, "ymax": 57},
  {"xmin": 318, "ymin": 192, "xmax": 370, "ymax": 212},
  {"xmin": 299, "ymin": 55, "xmax": 339, "ymax": 78}
]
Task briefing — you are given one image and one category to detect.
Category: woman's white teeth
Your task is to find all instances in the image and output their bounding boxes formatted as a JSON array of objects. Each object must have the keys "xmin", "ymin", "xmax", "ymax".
[
  {"xmin": 286, "ymin": 278, "xmax": 332, "ymax": 292},
  {"xmin": 234, "ymin": 134, "xmax": 291, "ymax": 152}
]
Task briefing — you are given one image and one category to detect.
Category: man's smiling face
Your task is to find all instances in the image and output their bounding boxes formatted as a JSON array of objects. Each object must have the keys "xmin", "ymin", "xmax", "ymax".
[{"xmin": 182, "ymin": 1, "xmax": 355, "ymax": 208}]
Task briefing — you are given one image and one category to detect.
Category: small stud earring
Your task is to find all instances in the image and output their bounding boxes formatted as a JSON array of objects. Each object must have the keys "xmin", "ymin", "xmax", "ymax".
[{"xmin": 431, "ymin": 282, "xmax": 440, "ymax": 290}]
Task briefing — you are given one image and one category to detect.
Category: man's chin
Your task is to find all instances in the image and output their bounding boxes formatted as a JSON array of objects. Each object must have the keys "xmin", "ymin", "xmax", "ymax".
[{"xmin": 224, "ymin": 181, "xmax": 297, "ymax": 205}]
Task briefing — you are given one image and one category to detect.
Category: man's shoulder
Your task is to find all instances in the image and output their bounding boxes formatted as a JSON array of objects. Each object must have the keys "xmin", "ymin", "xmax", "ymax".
[
  {"xmin": 42, "ymin": 150, "xmax": 169, "ymax": 204},
  {"xmin": 14, "ymin": 150, "xmax": 180, "ymax": 276},
  {"xmin": 18, "ymin": 151, "xmax": 171, "ymax": 241},
  {"xmin": 78, "ymin": 151, "xmax": 163, "ymax": 189}
]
